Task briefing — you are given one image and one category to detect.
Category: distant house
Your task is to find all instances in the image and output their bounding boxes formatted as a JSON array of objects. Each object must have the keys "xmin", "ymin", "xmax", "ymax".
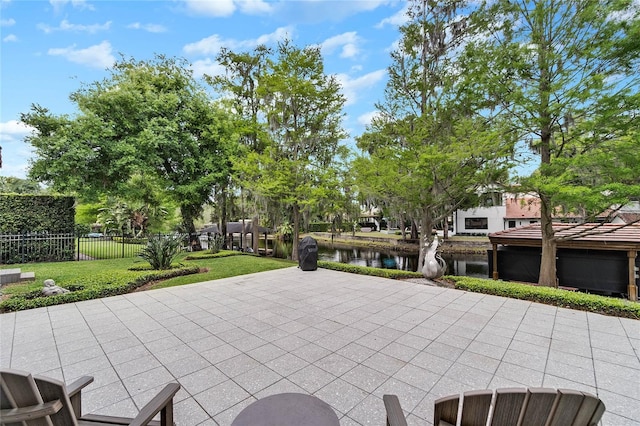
[
  {"xmin": 600, "ymin": 201, "xmax": 640, "ymax": 225},
  {"xmin": 454, "ymin": 193, "xmax": 581, "ymax": 235}
]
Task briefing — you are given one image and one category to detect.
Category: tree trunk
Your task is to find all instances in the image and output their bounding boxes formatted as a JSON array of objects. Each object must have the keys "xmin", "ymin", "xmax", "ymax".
[
  {"xmin": 252, "ymin": 215, "xmax": 259, "ymax": 254},
  {"xmin": 410, "ymin": 219, "xmax": 419, "ymax": 240},
  {"xmin": 417, "ymin": 213, "xmax": 434, "ymax": 269},
  {"xmin": 292, "ymin": 204, "xmax": 300, "ymax": 261},
  {"xmin": 220, "ymin": 186, "xmax": 228, "ymax": 249},
  {"xmin": 443, "ymin": 216, "xmax": 449, "ymax": 240},
  {"xmin": 538, "ymin": 195, "xmax": 557, "ymax": 287},
  {"xmin": 181, "ymin": 207, "xmax": 202, "ymax": 251}
]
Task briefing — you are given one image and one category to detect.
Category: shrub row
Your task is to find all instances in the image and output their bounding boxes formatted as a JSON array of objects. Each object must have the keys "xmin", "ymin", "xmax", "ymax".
[
  {"xmin": 111, "ymin": 236, "xmax": 149, "ymax": 245},
  {"xmin": 1, "ymin": 195, "xmax": 76, "ymax": 263},
  {"xmin": 317, "ymin": 260, "xmax": 424, "ymax": 279},
  {"xmin": 0, "ymin": 195, "xmax": 75, "ymax": 233},
  {"xmin": 184, "ymin": 250, "xmax": 246, "ymax": 260},
  {"xmin": 308, "ymin": 222, "xmax": 331, "ymax": 232},
  {"xmin": 449, "ymin": 276, "xmax": 640, "ymax": 319},
  {"xmin": 319, "ymin": 261, "xmax": 638, "ymax": 318},
  {"xmin": 0, "ymin": 266, "xmax": 200, "ymax": 312}
]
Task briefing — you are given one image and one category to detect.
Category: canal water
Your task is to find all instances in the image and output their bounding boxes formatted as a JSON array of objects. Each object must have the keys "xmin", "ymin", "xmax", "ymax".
[{"xmin": 316, "ymin": 245, "xmax": 489, "ymax": 278}]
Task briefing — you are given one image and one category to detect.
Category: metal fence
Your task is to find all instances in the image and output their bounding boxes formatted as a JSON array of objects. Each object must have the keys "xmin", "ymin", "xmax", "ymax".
[
  {"xmin": 1, "ymin": 232, "xmax": 76, "ymax": 264},
  {"xmin": 0, "ymin": 232, "xmax": 223, "ymax": 264}
]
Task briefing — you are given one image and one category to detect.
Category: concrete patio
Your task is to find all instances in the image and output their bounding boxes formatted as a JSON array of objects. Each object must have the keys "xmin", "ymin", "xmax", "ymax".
[{"xmin": 1, "ymin": 267, "xmax": 638, "ymax": 425}]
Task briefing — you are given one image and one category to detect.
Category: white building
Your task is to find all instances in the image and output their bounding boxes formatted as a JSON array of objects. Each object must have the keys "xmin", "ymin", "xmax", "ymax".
[{"xmin": 454, "ymin": 194, "xmax": 544, "ymax": 235}]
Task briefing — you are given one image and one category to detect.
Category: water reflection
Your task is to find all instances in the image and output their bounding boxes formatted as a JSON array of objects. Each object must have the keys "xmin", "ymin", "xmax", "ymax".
[{"xmin": 316, "ymin": 246, "xmax": 488, "ymax": 278}]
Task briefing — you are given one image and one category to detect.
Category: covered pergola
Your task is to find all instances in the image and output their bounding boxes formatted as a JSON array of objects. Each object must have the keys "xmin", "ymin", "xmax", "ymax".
[
  {"xmin": 201, "ymin": 221, "xmax": 272, "ymax": 253},
  {"xmin": 489, "ymin": 223, "xmax": 640, "ymax": 301}
]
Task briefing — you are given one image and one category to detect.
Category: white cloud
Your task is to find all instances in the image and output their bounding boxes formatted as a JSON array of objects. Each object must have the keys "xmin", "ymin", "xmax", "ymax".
[
  {"xmin": 376, "ymin": 4, "xmax": 408, "ymax": 28},
  {"xmin": 50, "ymin": 0, "xmax": 94, "ymax": 12},
  {"xmin": 183, "ymin": 0, "xmax": 236, "ymax": 17},
  {"xmin": 127, "ymin": 22, "xmax": 167, "ymax": 33},
  {"xmin": 320, "ymin": 32, "xmax": 362, "ymax": 59},
  {"xmin": 336, "ymin": 69, "xmax": 387, "ymax": 106},
  {"xmin": 184, "ymin": 26, "xmax": 293, "ymax": 56},
  {"xmin": 0, "ymin": 120, "xmax": 34, "ymax": 142},
  {"xmin": 191, "ymin": 58, "xmax": 226, "ymax": 79},
  {"xmin": 271, "ymin": 0, "xmax": 392, "ymax": 23},
  {"xmin": 3, "ymin": 33, "xmax": 17, "ymax": 42},
  {"xmin": 0, "ymin": 18, "xmax": 15, "ymax": 26},
  {"xmin": 0, "ymin": 121, "xmax": 36, "ymax": 179},
  {"xmin": 238, "ymin": 0, "xmax": 273, "ymax": 15},
  {"xmin": 357, "ymin": 111, "xmax": 380, "ymax": 127},
  {"xmin": 38, "ymin": 19, "xmax": 111, "ymax": 34},
  {"xmin": 184, "ymin": 34, "xmax": 225, "ymax": 56},
  {"xmin": 182, "ymin": 0, "xmax": 272, "ymax": 17},
  {"xmin": 48, "ymin": 40, "xmax": 115, "ymax": 69}
]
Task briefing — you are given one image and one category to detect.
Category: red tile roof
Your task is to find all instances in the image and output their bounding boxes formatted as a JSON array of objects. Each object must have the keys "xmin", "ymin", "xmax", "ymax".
[{"xmin": 504, "ymin": 197, "xmax": 541, "ymax": 219}]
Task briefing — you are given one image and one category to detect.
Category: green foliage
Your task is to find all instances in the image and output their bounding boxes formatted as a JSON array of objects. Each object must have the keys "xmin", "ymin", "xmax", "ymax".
[
  {"xmin": 317, "ymin": 260, "xmax": 423, "ymax": 279},
  {"xmin": 229, "ymin": 40, "xmax": 348, "ymax": 259},
  {"xmin": 21, "ymin": 55, "xmax": 239, "ymax": 242},
  {"xmin": 208, "ymin": 233, "xmax": 225, "ymax": 254},
  {"xmin": 463, "ymin": 0, "xmax": 640, "ymax": 285},
  {"xmin": 0, "ymin": 177, "xmax": 43, "ymax": 194},
  {"xmin": 449, "ymin": 276, "xmax": 640, "ymax": 319},
  {"xmin": 0, "ymin": 194, "xmax": 75, "ymax": 233},
  {"xmin": 355, "ymin": 0, "xmax": 513, "ymax": 258},
  {"xmin": 184, "ymin": 250, "xmax": 244, "ymax": 260},
  {"xmin": 308, "ymin": 222, "xmax": 331, "ymax": 232},
  {"xmin": 75, "ymin": 202, "xmax": 102, "ymax": 227},
  {"xmin": 0, "ymin": 266, "xmax": 199, "ymax": 312},
  {"xmin": 111, "ymin": 236, "xmax": 148, "ymax": 245},
  {"xmin": 0, "ymin": 195, "xmax": 76, "ymax": 263},
  {"xmin": 138, "ymin": 234, "xmax": 184, "ymax": 270}
]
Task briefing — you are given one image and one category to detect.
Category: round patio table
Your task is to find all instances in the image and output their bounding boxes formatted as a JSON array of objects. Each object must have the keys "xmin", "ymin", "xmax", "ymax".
[{"xmin": 231, "ymin": 392, "xmax": 340, "ymax": 426}]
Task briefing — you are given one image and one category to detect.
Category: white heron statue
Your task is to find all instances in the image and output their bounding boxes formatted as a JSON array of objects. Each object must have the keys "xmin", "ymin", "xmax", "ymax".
[{"xmin": 421, "ymin": 235, "xmax": 447, "ymax": 279}]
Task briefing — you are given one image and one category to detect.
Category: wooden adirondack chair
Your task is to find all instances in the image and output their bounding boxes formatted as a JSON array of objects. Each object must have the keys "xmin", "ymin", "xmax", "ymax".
[
  {"xmin": 0, "ymin": 368, "xmax": 180, "ymax": 426},
  {"xmin": 383, "ymin": 387, "xmax": 606, "ymax": 426}
]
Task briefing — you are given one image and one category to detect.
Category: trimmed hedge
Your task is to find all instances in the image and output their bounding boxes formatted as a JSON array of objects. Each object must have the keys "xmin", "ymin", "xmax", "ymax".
[
  {"xmin": 184, "ymin": 250, "xmax": 246, "ymax": 260},
  {"xmin": 308, "ymin": 222, "xmax": 331, "ymax": 232},
  {"xmin": 112, "ymin": 236, "xmax": 149, "ymax": 245},
  {"xmin": 318, "ymin": 261, "xmax": 638, "ymax": 318},
  {"xmin": 448, "ymin": 276, "xmax": 640, "ymax": 319},
  {"xmin": 0, "ymin": 194, "xmax": 75, "ymax": 233},
  {"xmin": 0, "ymin": 195, "xmax": 76, "ymax": 263},
  {"xmin": 0, "ymin": 266, "xmax": 200, "ymax": 312},
  {"xmin": 317, "ymin": 260, "xmax": 424, "ymax": 279}
]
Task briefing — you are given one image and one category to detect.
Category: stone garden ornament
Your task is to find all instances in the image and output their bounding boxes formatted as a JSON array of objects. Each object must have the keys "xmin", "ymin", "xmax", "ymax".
[
  {"xmin": 422, "ymin": 235, "xmax": 447, "ymax": 279},
  {"xmin": 42, "ymin": 279, "xmax": 70, "ymax": 296}
]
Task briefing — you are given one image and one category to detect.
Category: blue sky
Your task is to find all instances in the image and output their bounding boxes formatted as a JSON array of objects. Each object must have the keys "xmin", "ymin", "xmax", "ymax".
[{"xmin": 0, "ymin": 0, "xmax": 408, "ymax": 179}]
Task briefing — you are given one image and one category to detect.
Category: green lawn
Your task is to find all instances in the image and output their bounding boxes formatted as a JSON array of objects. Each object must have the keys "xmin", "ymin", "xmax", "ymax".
[
  {"xmin": 76, "ymin": 238, "xmax": 146, "ymax": 259},
  {"xmin": 149, "ymin": 253, "xmax": 296, "ymax": 289},
  {"xmin": 0, "ymin": 252, "xmax": 295, "ymax": 311}
]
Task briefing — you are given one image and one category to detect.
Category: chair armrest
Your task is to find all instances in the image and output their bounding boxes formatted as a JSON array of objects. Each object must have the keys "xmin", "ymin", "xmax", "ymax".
[
  {"xmin": 0, "ymin": 399, "xmax": 63, "ymax": 422},
  {"xmin": 67, "ymin": 375, "xmax": 94, "ymax": 397},
  {"xmin": 129, "ymin": 383, "xmax": 180, "ymax": 426},
  {"xmin": 67, "ymin": 375, "xmax": 94, "ymax": 418},
  {"xmin": 383, "ymin": 395, "xmax": 408, "ymax": 426}
]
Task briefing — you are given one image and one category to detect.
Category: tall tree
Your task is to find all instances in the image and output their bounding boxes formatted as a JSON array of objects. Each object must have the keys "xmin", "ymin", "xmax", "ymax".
[
  {"xmin": 357, "ymin": 0, "xmax": 513, "ymax": 269},
  {"xmin": 207, "ymin": 46, "xmax": 271, "ymax": 251},
  {"xmin": 236, "ymin": 40, "xmax": 347, "ymax": 260},
  {"xmin": 22, "ymin": 55, "xmax": 238, "ymax": 248},
  {"xmin": 0, "ymin": 177, "xmax": 43, "ymax": 194},
  {"xmin": 465, "ymin": 0, "xmax": 640, "ymax": 286}
]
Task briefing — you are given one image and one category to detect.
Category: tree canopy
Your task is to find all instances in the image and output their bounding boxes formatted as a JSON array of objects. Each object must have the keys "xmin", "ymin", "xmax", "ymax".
[
  {"xmin": 22, "ymin": 55, "xmax": 238, "ymax": 245},
  {"xmin": 463, "ymin": 0, "xmax": 640, "ymax": 285},
  {"xmin": 355, "ymin": 0, "xmax": 514, "ymax": 267}
]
